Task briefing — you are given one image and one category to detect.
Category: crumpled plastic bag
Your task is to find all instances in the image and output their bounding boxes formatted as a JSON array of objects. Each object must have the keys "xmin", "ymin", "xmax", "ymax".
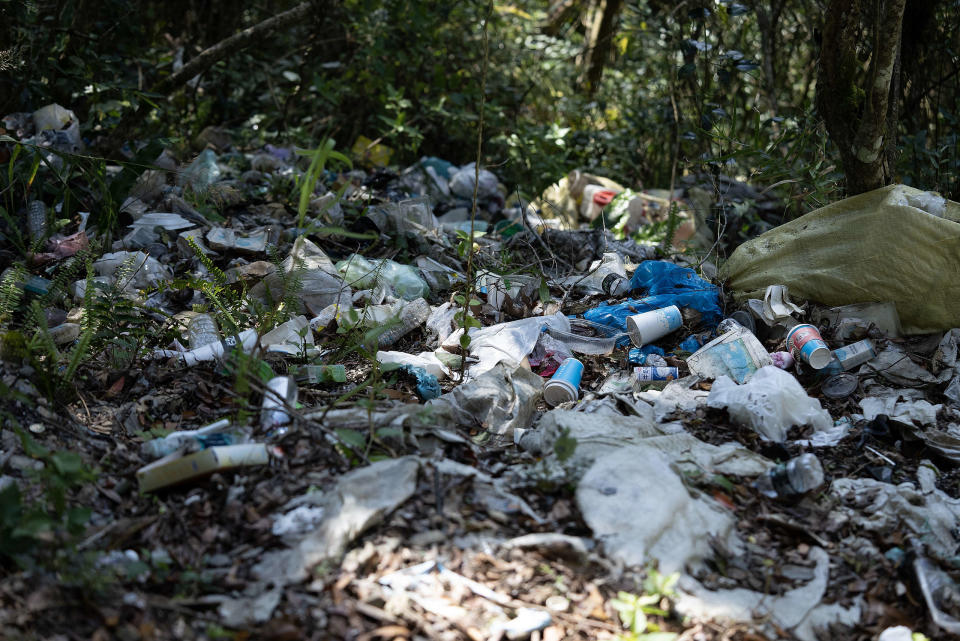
[
  {"xmin": 721, "ymin": 184, "xmax": 960, "ymax": 334},
  {"xmin": 179, "ymin": 149, "xmax": 221, "ymax": 192},
  {"xmin": 336, "ymin": 253, "xmax": 430, "ymax": 301},
  {"xmin": 706, "ymin": 366, "xmax": 832, "ymax": 442},
  {"xmin": 449, "ymin": 163, "xmax": 499, "ymax": 200},
  {"xmin": 584, "ymin": 260, "xmax": 723, "ymax": 333},
  {"xmin": 443, "ymin": 312, "xmax": 570, "ymax": 378},
  {"xmin": 429, "ymin": 363, "xmax": 543, "ymax": 441},
  {"xmin": 93, "ymin": 250, "xmax": 172, "ymax": 289},
  {"xmin": 252, "ymin": 237, "xmax": 351, "ymax": 315}
]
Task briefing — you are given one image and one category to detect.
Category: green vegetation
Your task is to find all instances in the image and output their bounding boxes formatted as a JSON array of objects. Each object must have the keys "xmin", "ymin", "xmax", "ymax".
[{"xmin": 2, "ymin": 1, "xmax": 957, "ymax": 203}]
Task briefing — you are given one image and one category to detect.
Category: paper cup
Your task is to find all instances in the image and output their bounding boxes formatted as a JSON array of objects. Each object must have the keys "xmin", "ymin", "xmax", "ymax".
[
  {"xmin": 626, "ymin": 305, "xmax": 682, "ymax": 347},
  {"xmin": 543, "ymin": 357, "xmax": 584, "ymax": 406},
  {"xmin": 786, "ymin": 324, "xmax": 832, "ymax": 370}
]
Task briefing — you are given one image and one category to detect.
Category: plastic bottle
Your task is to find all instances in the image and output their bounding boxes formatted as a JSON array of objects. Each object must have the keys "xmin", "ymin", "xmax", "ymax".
[
  {"xmin": 27, "ymin": 200, "xmax": 47, "ymax": 242},
  {"xmin": 754, "ymin": 453, "xmax": 824, "ymax": 498},
  {"xmin": 187, "ymin": 313, "xmax": 220, "ymax": 350},
  {"xmin": 547, "ymin": 318, "xmax": 625, "ymax": 355},
  {"xmin": 579, "ymin": 252, "xmax": 629, "ymax": 296},
  {"xmin": 140, "ymin": 419, "xmax": 234, "ymax": 459},
  {"xmin": 378, "ymin": 297, "xmax": 431, "ymax": 348},
  {"xmin": 717, "ymin": 318, "xmax": 745, "ymax": 334},
  {"xmin": 180, "ymin": 149, "xmax": 221, "ymax": 192},
  {"xmin": 261, "ymin": 376, "xmax": 298, "ymax": 429}
]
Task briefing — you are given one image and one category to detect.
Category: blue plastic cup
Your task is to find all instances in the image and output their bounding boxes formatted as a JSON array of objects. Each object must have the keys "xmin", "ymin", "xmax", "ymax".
[{"xmin": 544, "ymin": 357, "xmax": 584, "ymax": 406}]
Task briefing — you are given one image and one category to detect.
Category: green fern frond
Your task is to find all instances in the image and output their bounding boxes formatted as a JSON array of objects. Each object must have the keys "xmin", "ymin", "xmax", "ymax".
[
  {"xmin": 0, "ymin": 263, "xmax": 27, "ymax": 328},
  {"xmin": 64, "ymin": 262, "xmax": 97, "ymax": 381}
]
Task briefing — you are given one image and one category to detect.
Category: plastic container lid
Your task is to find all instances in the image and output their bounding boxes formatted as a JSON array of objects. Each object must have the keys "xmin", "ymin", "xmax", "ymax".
[
  {"xmin": 822, "ymin": 373, "xmax": 859, "ymax": 399},
  {"xmin": 592, "ymin": 190, "xmax": 617, "ymax": 206},
  {"xmin": 543, "ymin": 379, "xmax": 578, "ymax": 406}
]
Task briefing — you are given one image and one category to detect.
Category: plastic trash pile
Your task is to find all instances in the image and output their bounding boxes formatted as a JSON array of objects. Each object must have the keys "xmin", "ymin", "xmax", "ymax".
[{"xmin": 3, "ymin": 108, "xmax": 960, "ymax": 640}]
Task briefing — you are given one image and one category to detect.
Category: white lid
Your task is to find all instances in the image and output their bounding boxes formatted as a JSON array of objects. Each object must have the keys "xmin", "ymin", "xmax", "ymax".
[{"xmin": 543, "ymin": 379, "xmax": 578, "ymax": 406}]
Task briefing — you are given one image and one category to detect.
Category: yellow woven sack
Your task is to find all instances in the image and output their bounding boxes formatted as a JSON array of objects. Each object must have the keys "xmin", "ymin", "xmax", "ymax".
[{"xmin": 720, "ymin": 185, "xmax": 960, "ymax": 334}]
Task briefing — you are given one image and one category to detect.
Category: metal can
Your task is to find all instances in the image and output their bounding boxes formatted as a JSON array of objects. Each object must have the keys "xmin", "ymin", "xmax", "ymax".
[{"xmin": 633, "ymin": 366, "xmax": 679, "ymax": 388}]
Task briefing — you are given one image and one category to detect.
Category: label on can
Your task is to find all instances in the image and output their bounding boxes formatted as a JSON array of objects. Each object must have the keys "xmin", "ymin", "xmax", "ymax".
[
  {"xmin": 634, "ymin": 366, "xmax": 679, "ymax": 382},
  {"xmin": 832, "ymin": 339, "xmax": 876, "ymax": 370},
  {"xmin": 551, "ymin": 357, "xmax": 585, "ymax": 387}
]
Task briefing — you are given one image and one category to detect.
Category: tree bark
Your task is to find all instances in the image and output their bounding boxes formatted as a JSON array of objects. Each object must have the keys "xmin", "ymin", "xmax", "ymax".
[
  {"xmin": 817, "ymin": 0, "xmax": 906, "ymax": 194},
  {"xmin": 749, "ymin": 0, "xmax": 786, "ymax": 113},
  {"xmin": 580, "ymin": 0, "xmax": 624, "ymax": 95},
  {"xmin": 543, "ymin": 0, "xmax": 581, "ymax": 37}
]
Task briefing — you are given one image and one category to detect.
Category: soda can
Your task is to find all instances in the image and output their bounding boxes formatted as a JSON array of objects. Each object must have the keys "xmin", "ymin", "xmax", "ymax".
[
  {"xmin": 543, "ymin": 357, "xmax": 584, "ymax": 407},
  {"xmin": 832, "ymin": 339, "xmax": 876, "ymax": 371},
  {"xmin": 626, "ymin": 305, "xmax": 682, "ymax": 347},
  {"xmin": 633, "ymin": 366, "xmax": 679, "ymax": 382},
  {"xmin": 786, "ymin": 324, "xmax": 832, "ymax": 370}
]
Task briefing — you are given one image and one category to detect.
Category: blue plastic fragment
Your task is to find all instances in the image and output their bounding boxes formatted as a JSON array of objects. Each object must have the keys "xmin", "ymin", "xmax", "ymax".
[
  {"xmin": 401, "ymin": 365, "xmax": 441, "ymax": 401},
  {"xmin": 678, "ymin": 334, "xmax": 703, "ymax": 352},
  {"xmin": 584, "ymin": 260, "xmax": 722, "ymax": 334},
  {"xmin": 628, "ymin": 345, "xmax": 666, "ymax": 365},
  {"xmin": 420, "ymin": 156, "xmax": 457, "ymax": 179}
]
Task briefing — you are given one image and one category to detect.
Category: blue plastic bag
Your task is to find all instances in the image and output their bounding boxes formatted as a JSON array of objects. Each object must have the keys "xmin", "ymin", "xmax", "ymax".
[
  {"xmin": 585, "ymin": 260, "xmax": 722, "ymax": 333},
  {"xmin": 678, "ymin": 335, "xmax": 703, "ymax": 352},
  {"xmin": 628, "ymin": 345, "xmax": 666, "ymax": 365},
  {"xmin": 401, "ymin": 365, "xmax": 441, "ymax": 401}
]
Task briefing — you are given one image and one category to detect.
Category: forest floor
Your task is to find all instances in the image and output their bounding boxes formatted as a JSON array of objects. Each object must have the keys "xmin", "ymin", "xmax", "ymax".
[{"xmin": 1, "ymin": 124, "xmax": 958, "ymax": 641}]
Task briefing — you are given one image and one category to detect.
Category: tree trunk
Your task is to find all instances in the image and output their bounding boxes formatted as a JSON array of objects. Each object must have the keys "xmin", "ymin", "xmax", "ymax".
[
  {"xmin": 816, "ymin": 0, "xmax": 906, "ymax": 194},
  {"xmin": 544, "ymin": 0, "xmax": 581, "ymax": 37},
  {"xmin": 579, "ymin": 0, "xmax": 624, "ymax": 95},
  {"xmin": 749, "ymin": 0, "xmax": 786, "ymax": 114}
]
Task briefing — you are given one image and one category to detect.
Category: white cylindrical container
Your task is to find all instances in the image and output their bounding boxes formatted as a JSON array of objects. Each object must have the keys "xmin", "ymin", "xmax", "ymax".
[
  {"xmin": 626, "ymin": 305, "xmax": 682, "ymax": 347},
  {"xmin": 261, "ymin": 376, "xmax": 298, "ymax": 428}
]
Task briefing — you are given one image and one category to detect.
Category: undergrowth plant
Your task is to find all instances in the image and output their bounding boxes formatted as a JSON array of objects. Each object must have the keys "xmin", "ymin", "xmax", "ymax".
[
  {"xmin": 0, "ymin": 427, "xmax": 97, "ymax": 570},
  {"xmin": 610, "ymin": 567, "xmax": 681, "ymax": 641}
]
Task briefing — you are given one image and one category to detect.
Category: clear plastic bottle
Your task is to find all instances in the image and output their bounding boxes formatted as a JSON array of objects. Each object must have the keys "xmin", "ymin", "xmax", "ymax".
[
  {"xmin": 180, "ymin": 149, "xmax": 221, "ymax": 192},
  {"xmin": 187, "ymin": 313, "xmax": 220, "ymax": 350},
  {"xmin": 754, "ymin": 453, "xmax": 824, "ymax": 498},
  {"xmin": 27, "ymin": 200, "xmax": 47, "ymax": 242},
  {"xmin": 140, "ymin": 419, "xmax": 234, "ymax": 459},
  {"xmin": 261, "ymin": 375, "xmax": 298, "ymax": 429},
  {"xmin": 579, "ymin": 252, "xmax": 629, "ymax": 296},
  {"xmin": 717, "ymin": 318, "xmax": 745, "ymax": 334},
  {"xmin": 378, "ymin": 297, "xmax": 431, "ymax": 348}
]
